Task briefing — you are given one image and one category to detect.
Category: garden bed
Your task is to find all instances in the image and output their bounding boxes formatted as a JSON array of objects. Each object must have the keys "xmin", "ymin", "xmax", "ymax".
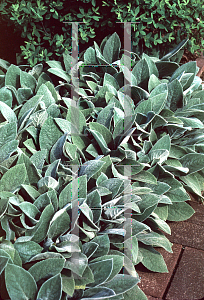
[{"xmin": 1, "ymin": 32, "xmax": 204, "ymax": 300}]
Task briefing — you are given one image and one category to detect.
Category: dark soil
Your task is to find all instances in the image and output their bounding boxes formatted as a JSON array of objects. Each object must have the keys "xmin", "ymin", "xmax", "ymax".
[
  {"xmin": 0, "ymin": 20, "xmax": 24, "ymax": 64},
  {"xmin": 180, "ymin": 48, "xmax": 200, "ymax": 64}
]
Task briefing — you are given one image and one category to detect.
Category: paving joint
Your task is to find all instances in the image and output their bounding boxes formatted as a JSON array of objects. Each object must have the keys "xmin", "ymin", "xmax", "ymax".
[{"xmin": 162, "ymin": 244, "xmax": 185, "ymax": 300}]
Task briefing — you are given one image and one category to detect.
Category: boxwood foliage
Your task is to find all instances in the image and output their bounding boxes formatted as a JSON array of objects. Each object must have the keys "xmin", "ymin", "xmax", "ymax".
[
  {"xmin": 0, "ymin": 32, "xmax": 204, "ymax": 299},
  {"xmin": 0, "ymin": 0, "xmax": 204, "ymax": 65}
]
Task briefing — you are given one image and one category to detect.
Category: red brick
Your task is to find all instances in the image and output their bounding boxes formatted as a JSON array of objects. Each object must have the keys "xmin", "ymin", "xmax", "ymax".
[
  {"xmin": 136, "ymin": 244, "xmax": 182, "ymax": 298},
  {"xmin": 165, "ymin": 221, "xmax": 204, "ymax": 250},
  {"xmin": 196, "ymin": 57, "xmax": 204, "ymax": 77},
  {"xmin": 166, "ymin": 247, "xmax": 204, "ymax": 300},
  {"xmin": 147, "ymin": 297, "xmax": 162, "ymax": 300}
]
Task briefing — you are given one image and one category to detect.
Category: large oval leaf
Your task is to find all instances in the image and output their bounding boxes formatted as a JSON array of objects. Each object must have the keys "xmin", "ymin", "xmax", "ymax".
[
  {"xmin": 14, "ymin": 241, "xmax": 43, "ymax": 264},
  {"xmin": 167, "ymin": 202, "xmax": 195, "ymax": 221},
  {"xmin": 59, "ymin": 175, "xmax": 87, "ymax": 209},
  {"xmin": 88, "ymin": 258, "xmax": 113, "ymax": 287},
  {"xmin": 0, "ymin": 101, "xmax": 17, "ymax": 123},
  {"xmin": 28, "ymin": 257, "xmax": 65, "ymax": 283},
  {"xmin": 90, "ymin": 255, "xmax": 123, "ymax": 282},
  {"xmin": 139, "ymin": 244, "xmax": 168, "ymax": 273},
  {"xmin": 102, "ymin": 32, "xmax": 121, "ymax": 64},
  {"xmin": 39, "ymin": 116, "xmax": 63, "ymax": 156},
  {"xmin": 64, "ymin": 252, "xmax": 88, "ymax": 277},
  {"xmin": 36, "ymin": 273, "xmax": 62, "ymax": 300},
  {"xmin": 0, "ymin": 164, "xmax": 27, "ymax": 192},
  {"xmin": 179, "ymin": 153, "xmax": 204, "ymax": 174},
  {"xmin": 5, "ymin": 263, "xmax": 37, "ymax": 300},
  {"xmin": 100, "ymin": 274, "xmax": 140, "ymax": 296}
]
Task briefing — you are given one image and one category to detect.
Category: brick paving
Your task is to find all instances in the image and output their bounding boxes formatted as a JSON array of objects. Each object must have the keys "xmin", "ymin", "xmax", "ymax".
[
  {"xmin": 165, "ymin": 221, "xmax": 204, "ymax": 251},
  {"xmin": 136, "ymin": 244, "xmax": 182, "ymax": 298},
  {"xmin": 147, "ymin": 297, "xmax": 162, "ymax": 300},
  {"xmin": 166, "ymin": 247, "xmax": 204, "ymax": 300},
  {"xmin": 138, "ymin": 195, "xmax": 204, "ymax": 300}
]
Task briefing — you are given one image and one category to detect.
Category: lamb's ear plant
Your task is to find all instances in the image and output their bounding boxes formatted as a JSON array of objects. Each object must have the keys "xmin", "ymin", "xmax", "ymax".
[{"xmin": 0, "ymin": 32, "xmax": 204, "ymax": 300}]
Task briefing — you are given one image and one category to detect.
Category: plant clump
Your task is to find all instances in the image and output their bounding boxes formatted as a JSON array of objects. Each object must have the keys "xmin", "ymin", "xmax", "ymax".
[{"xmin": 0, "ymin": 32, "xmax": 204, "ymax": 300}]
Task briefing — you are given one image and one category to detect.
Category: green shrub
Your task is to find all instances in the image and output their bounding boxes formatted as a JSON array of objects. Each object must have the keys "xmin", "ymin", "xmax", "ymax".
[
  {"xmin": 0, "ymin": 0, "xmax": 103, "ymax": 66},
  {"xmin": 1, "ymin": 33, "xmax": 204, "ymax": 299},
  {"xmin": 1, "ymin": 0, "xmax": 204, "ymax": 66},
  {"xmin": 110, "ymin": 0, "xmax": 204, "ymax": 57}
]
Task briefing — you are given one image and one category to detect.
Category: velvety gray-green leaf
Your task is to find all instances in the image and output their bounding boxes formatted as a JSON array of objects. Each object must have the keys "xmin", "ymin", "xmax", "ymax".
[
  {"xmin": 18, "ymin": 94, "xmax": 43, "ymax": 119},
  {"xmin": 48, "ymin": 210, "xmax": 70, "ymax": 240},
  {"xmin": 0, "ymin": 255, "xmax": 9, "ymax": 275},
  {"xmin": 88, "ymin": 258, "xmax": 113, "ymax": 287},
  {"xmin": 167, "ymin": 202, "xmax": 195, "ymax": 221},
  {"xmin": 66, "ymin": 105, "xmax": 86, "ymax": 133},
  {"xmin": 0, "ymin": 122, "xmax": 17, "ymax": 150},
  {"xmin": 50, "ymin": 133, "xmax": 67, "ymax": 163},
  {"xmin": 28, "ymin": 257, "xmax": 65, "ymax": 283},
  {"xmin": 102, "ymin": 32, "xmax": 121, "ymax": 64},
  {"xmin": 59, "ymin": 175, "xmax": 87, "ymax": 209},
  {"xmin": 39, "ymin": 116, "xmax": 63, "ymax": 156},
  {"xmin": 64, "ymin": 252, "xmax": 88, "ymax": 277},
  {"xmin": 179, "ymin": 153, "xmax": 204, "ymax": 174},
  {"xmin": 137, "ymin": 231, "xmax": 173, "ymax": 253},
  {"xmin": 26, "ymin": 203, "xmax": 54, "ymax": 243},
  {"xmin": 79, "ymin": 160, "xmax": 106, "ymax": 181},
  {"xmin": 0, "ymin": 87, "xmax": 13, "ymax": 107},
  {"xmin": 5, "ymin": 64, "xmax": 20, "ymax": 89},
  {"xmin": 20, "ymin": 70, "xmax": 37, "ymax": 93},
  {"xmin": 17, "ymin": 152, "xmax": 41, "ymax": 185},
  {"xmin": 62, "ymin": 275, "xmax": 75, "ymax": 297},
  {"xmin": 0, "ymin": 164, "xmax": 27, "ymax": 192},
  {"xmin": 14, "ymin": 241, "xmax": 43, "ymax": 264},
  {"xmin": 5, "ymin": 263, "xmax": 37, "ymax": 300},
  {"xmin": 36, "ymin": 273, "xmax": 62, "ymax": 300},
  {"xmin": 36, "ymin": 83, "xmax": 56, "ymax": 107},
  {"xmin": 100, "ymin": 274, "xmax": 139, "ymax": 296},
  {"xmin": 139, "ymin": 244, "xmax": 168, "ymax": 273},
  {"xmin": 91, "ymin": 234, "xmax": 110, "ymax": 258}
]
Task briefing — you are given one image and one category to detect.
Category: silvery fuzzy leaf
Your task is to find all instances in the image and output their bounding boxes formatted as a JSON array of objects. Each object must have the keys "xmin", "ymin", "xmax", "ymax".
[
  {"xmin": 36, "ymin": 273, "xmax": 62, "ymax": 300},
  {"xmin": 79, "ymin": 159, "xmax": 106, "ymax": 181},
  {"xmin": 28, "ymin": 257, "xmax": 65, "ymax": 283},
  {"xmin": 5, "ymin": 263, "xmax": 37, "ymax": 300},
  {"xmin": 5, "ymin": 64, "xmax": 20, "ymax": 89},
  {"xmin": 64, "ymin": 252, "xmax": 88, "ymax": 277},
  {"xmin": 102, "ymin": 32, "xmax": 121, "ymax": 64}
]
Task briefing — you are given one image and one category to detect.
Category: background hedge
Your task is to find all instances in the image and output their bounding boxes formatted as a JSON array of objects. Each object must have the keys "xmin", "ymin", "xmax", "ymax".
[{"xmin": 0, "ymin": 0, "xmax": 204, "ymax": 66}]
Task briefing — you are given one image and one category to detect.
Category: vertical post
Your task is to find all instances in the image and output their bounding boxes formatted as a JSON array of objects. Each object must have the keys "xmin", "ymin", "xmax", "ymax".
[
  {"xmin": 123, "ymin": 22, "xmax": 132, "ymax": 147},
  {"xmin": 62, "ymin": 22, "xmax": 83, "ymax": 279},
  {"xmin": 70, "ymin": 22, "xmax": 79, "ymax": 135},
  {"xmin": 70, "ymin": 22, "xmax": 79, "ymax": 103},
  {"xmin": 123, "ymin": 22, "xmax": 132, "ymax": 98},
  {"xmin": 116, "ymin": 21, "xmax": 139, "ymax": 273},
  {"xmin": 69, "ymin": 164, "xmax": 80, "ymax": 279},
  {"xmin": 116, "ymin": 22, "xmax": 137, "ymax": 137},
  {"xmin": 123, "ymin": 165, "xmax": 132, "ymax": 275},
  {"xmin": 70, "ymin": 165, "xmax": 79, "ymax": 237},
  {"xmin": 70, "ymin": 22, "xmax": 79, "ymax": 279},
  {"xmin": 63, "ymin": 21, "xmax": 85, "ymax": 134}
]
